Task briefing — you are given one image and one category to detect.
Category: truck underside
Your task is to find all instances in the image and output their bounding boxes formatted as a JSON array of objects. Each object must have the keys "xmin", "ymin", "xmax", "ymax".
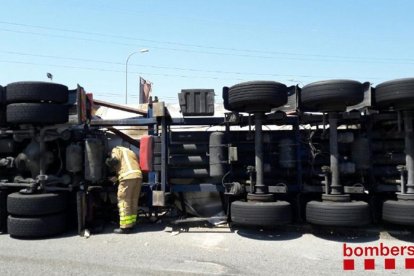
[{"xmin": 0, "ymin": 79, "xmax": 414, "ymax": 238}]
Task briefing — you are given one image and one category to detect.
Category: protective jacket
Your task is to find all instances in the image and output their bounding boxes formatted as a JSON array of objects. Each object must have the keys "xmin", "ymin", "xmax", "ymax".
[{"xmin": 111, "ymin": 146, "xmax": 142, "ymax": 181}]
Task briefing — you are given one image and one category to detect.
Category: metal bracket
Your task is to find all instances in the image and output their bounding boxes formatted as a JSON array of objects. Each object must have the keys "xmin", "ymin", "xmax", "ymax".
[
  {"xmin": 343, "ymin": 184, "xmax": 365, "ymax": 194},
  {"xmin": 228, "ymin": 146, "xmax": 238, "ymax": 162},
  {"xmin": 224, "ymin": 112, "xmax": 241, "ymax": 124},
  {"xmin": 268, "ymin": 184, "xmax": 288, "ymax": 194},
  {"xmin": 153, "ymin": 191, "xmax": 172, "ymax": 207},
  {"xmin": 346, "ymin": 82, "xmax": 372, "ymax": 112}
]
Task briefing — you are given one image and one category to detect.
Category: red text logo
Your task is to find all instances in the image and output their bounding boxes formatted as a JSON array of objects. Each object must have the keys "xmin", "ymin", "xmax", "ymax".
[{"xmin": 343, "ymin": 243, "xmax": 414, "ymax": 271}]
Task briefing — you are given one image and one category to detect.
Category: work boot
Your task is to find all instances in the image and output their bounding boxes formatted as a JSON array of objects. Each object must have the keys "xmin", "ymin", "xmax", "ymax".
[{"xmin": 113, "ymin": 227, "xmax": 132, "ymax": 234}]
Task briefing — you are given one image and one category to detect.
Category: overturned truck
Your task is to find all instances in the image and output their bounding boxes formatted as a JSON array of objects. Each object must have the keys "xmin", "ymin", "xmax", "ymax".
[{"xmin": 0, "ymin": 78, "xmax": 413, "ymax": 238}]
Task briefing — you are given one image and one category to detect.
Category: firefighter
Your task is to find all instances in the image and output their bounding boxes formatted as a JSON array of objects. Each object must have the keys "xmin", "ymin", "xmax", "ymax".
[{"xmin": 105, "ymin": 146, "xmax": 142, "ymax": 234}]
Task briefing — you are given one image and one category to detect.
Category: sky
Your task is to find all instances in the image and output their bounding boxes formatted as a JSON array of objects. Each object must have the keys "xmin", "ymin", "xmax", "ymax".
[{"xmin": 0, "ymin": 0, "xmax": 413, "ymax": 105}]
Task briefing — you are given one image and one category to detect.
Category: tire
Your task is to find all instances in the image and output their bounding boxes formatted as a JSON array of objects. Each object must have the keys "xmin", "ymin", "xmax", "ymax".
[
  {"xmin": 306, "ymin": 200, "xmax": 370, "ymax": 226},
  {"xmin": 7, "ymin": 192, "xmax": 67, "ymax": 216},
  {"xmin": 246, "ymin": 193, "xmax": 275, "ymax": 202},
  {"xmin": 6, "ymin": 81, "xmax": 68, "ymax": 103},
  {"xmin": 6, "ymin": 103, "xmax": 68, "ymax": 124},
  {"xmin": 0, "ymin": 85, "xmax": 4, "ymax": 104},
  {"xmin": 0, "ymin": 190, "xmax": 7, "ymax": 233},
  {"xmin": 8, "ymin": 213, "xmax": 67, "ymax": 238},
  {"xmin": 0, "ymin": 86, "xmax": 4, "ymax": 100},
  {"xmin": 382, "ymin": 200, "xmax": 414, "ymax": 226},
  {"xmin": 0, "ymin": 86, "xmax": 6, "ymax": 126},
  {"xmin": 375, "ymin": 78, "xmax": 414, "ymax": 110},
  {"xmin": 231, "ymin": 200, "xmax": 291, "ymax": 226},
  {"xmin": 226, "ymin": 81, "xmax": 288, "ymax": 113},
  {"xmin": 300, "ymin": 80, "xmax": 364, "ymax": 112}
]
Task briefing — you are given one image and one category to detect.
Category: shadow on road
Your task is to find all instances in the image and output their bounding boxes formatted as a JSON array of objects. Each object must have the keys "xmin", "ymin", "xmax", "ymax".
[
  {"xmin": 8, "ymin": 219, "xmax": 414, "ymax": 242},
  {"xmin": 383, "ymin": 223, "xmax": 414, "ymax": 242},
  {"xmin": 232, "ymin": 226, "xmax": 302, "ymax": 241},
  {"xmin": 388, "ymin": 233, "xmax": 414, "ymax": 242},
  {"xmin": 310, "ymin": 226, "xmax": 380, "ymax": 243},
  {"xmin": 91, "ymin": 220, "xmax": 168, "ymax": 236},
  {"xmin": 9, "ymin": 229, "xmax": 81, "ymax": 241}
]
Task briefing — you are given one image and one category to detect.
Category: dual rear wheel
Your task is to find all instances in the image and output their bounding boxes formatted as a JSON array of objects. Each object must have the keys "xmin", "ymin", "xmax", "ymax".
[
  {"xmin": 4, "ymin": 81, "xmax": 69, "ymax": 125},
  {"xmin": 6, "ymin": 192, "xmax": 68, "ymax": 238}
]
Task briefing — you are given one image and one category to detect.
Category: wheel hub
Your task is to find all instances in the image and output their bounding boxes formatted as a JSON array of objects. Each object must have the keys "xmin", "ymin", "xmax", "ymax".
[
  {"xmin": 247, "ymin": 193, "xmax": 275, "ymax": 202},
  {"xmin": 321, "ymin": 194, "xmax": 351, "ymax": 202},
  {"xmin": 396, "ymin": 193, "xmax": 414, "ymax": 201}
]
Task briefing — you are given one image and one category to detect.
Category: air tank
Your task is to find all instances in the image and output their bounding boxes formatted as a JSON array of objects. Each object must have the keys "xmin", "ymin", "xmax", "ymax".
[
  {"xmin": 66, "ymin": 144, "xmax": 83, "ymax": 173},
  {"xmin": 84, "ymin": 138, "xmax": 104, "ymax": 182},
  {"xmin": 209, "ymin": 132, "xmax": 227, "ymax": 181}
]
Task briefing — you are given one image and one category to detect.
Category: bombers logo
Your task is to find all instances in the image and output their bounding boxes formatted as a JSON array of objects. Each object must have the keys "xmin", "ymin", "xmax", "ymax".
[{"xmin": 343, "ymin": 243, "xmax": 414, "ymax": 270}]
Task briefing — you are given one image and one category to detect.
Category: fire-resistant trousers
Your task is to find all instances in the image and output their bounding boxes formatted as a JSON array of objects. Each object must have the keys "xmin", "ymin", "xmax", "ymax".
[{"xmin": 117, "ymin": 178, "xmax": 142, "ymax": 228}]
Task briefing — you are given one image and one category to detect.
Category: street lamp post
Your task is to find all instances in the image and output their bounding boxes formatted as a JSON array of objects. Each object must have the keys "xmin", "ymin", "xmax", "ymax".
[{"xmin": 125, "ymin": 48, "xmax": 149, "ymax": 104}]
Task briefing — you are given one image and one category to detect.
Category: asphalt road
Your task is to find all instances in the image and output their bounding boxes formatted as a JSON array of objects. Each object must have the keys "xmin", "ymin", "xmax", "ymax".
[{"xmin": 0, "ymin": 222, "xmax": 413, "ymax": 275}]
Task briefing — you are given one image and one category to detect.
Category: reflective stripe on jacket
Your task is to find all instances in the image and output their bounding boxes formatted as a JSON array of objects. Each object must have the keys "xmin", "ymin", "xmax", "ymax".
[{"xmin": 111, "ymin": 146, "xmax": 142, "ymax": 181}]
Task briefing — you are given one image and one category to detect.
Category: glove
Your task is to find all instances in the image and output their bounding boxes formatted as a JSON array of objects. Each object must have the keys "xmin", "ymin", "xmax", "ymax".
[{"xmin": 105, "ymin": 157, "xmax": 119, "ymax": 168}]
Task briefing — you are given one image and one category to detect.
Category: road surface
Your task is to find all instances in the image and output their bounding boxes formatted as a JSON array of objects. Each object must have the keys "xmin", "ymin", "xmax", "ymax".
[{"xmin": 0, "ymin": 222, "xmax": 413, "ymax": 275}]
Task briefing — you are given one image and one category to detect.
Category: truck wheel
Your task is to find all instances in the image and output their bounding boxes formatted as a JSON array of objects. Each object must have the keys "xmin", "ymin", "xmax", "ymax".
[
  {"xmin": 375, "ymin": 78, "xmax": 414, "ymax": 110},
  {"xmin": 231, "ymin": 200, "xmax": 291, "ymax": 227},
  {"xmin": 0, "ymin": 86, "xmax": 6, "ymax": 126},
  {"xmin": 306, "ymin": 200, "xmax": 370, "ymax": 226},
  {"xmin": 382, "ymin": 200, "xmax": 414, "ymax": 226},
  {"xmin": 6, "ymin": 81, "xmax": 68, "ymax": 103},
  {"xmin": 0, "ymin": 85, "xmax": 4, "ymax": 103},
  {"xmin": 7, "ymin": 192, "xmax": 67, "ymax": 216},
  {"xmin": 225, "ymin": 81, "xmax": 288, "ymax": 113},
  {"xmin": 246, "ymin": 193, "xmax": 275, "ymax": 202},
  {"xmin": 0, "ymin": 190, "xmax": 7, "ymax": 233},
  {"xmin": 8, "ymin": 213, "xmax": 67, "ymax": 238},
  {"xmin": 6, "ymin": 103, "xmax": 68, "ymax": 124},
  {"xmin": 300, "ymin": 80, "xmax": 364, "ymax": 112}
]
